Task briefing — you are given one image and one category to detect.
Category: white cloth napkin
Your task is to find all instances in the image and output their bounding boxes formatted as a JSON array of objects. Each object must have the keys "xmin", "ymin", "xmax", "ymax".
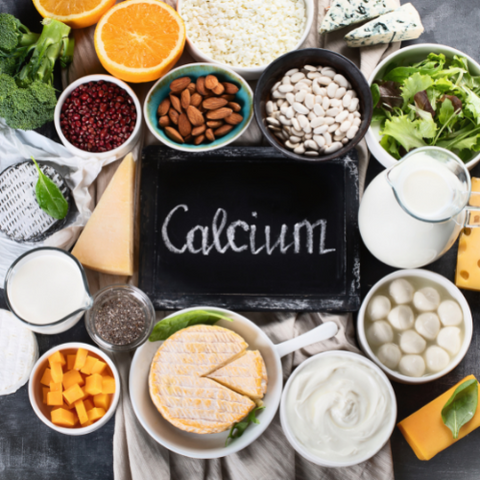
[{"xmin": 60, "ymin": 1, "xmax": 401, "ymax": 478}]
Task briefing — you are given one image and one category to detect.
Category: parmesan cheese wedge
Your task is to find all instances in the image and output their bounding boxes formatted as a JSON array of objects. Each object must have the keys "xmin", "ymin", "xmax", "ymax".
[{"xmin": 72, "ymin": 153, "xmax": 135, "ymax": 276}]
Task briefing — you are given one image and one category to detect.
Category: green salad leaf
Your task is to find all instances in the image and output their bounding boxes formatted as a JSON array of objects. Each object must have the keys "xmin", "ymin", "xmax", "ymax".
[
  {"xmin": 149, "ymin": 309, "xmax": 233, "ymax": 342},
  {"xmin": 382, "ymin": 115, "xmax": 427, "ymax": 151},
  {"xmin": 401, "ymin": 73, "xmax": 434, "ymax": 104},
  {"xmin": 225, "ymin": 406, "xmax": 265, "ymax": 447},
  {"xmin": 441, "ymin": 379, "xmax": 478, "ymax": 439},
  {"xmin": 463, "ymin": 86, "xmax": 480, "ymax": 123}
]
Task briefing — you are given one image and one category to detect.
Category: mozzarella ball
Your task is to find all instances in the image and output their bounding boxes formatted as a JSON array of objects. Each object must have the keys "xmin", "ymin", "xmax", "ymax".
[
  {"xmin": 389, "ymin": 279, "xmax": 414, "ymax": 304},
  {"xmin": 400, "ymin": 330, "xmax": 427, "ymax": 354},
  {"xmin": 387, "ymin": 305, "xmax": 414, "ymax": 330},
  {"xmin": 425, "ymin": 346, "xmax": 450, "ymax": 373},
  {"xmin": 399, "ymin": 355, "xmax": 426, "ymax": 377},
  {"xmin": 437, "ymin": 327, "xmax": 462, "ymax": 355},
  {"xmin": 415, "ymin": 313, "xmax": 441, "ymax": 340},
  {"xmin": 377, "ymin": 343, "xmax": 402, "ymax": 370},
  {"xmin": 367, "ymin": 295, "xmax": 391, "ymax": 321},
  {"xmin": 413, "ymin": 287, "xmax": 441, "ymax": 312},
  {"xmin": 438, "ymin": 300, "xmax": 463, "ymax": 326},
  {"xmin": 367, "ymin": 321, "xmax": 394, "ymax": 346}
]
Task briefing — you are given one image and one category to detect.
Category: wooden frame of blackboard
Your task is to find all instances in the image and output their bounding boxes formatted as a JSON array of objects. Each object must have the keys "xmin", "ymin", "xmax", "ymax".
[{"xmin": 139, "ymin": 146, "xmax": 360, "ymax": 312}]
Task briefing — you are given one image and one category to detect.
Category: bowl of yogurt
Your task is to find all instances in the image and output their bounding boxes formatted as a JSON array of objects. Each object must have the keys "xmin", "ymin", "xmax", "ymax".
[
  {"xmin": 280, "ymin": 351, "xmax": 396, "ymax": 468},
  {"xmin": 357, "ymin": 269, "xmax": 473, "ymax": 384}
]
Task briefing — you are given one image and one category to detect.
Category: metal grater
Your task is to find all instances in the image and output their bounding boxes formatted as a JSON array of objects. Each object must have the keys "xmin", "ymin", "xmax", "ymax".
[{"xmin": 0, "ymin": 161, "xmax": 71, "ymax": 243}]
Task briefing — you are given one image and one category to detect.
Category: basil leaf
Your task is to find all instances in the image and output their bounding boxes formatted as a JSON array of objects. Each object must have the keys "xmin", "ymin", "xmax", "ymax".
[
  {"xmin": 442, "ymin": 379, "xmax": 478, "ymax": 439},
  {"xmin": 149, "ymin": 309, "xmax": 233, "ymax": 342},
  {"xmin": 225, "ymin": 406, "xmax": 265, "ymax": 447},
  {"xmin": 31, "ymin": 157, "xmax": 68, "ymax": 220}
]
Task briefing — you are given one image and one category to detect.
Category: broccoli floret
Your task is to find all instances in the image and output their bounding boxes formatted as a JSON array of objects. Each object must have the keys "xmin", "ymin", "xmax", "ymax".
[
  {"xmin": 0, "ymin": 13, "xmax": 39, "ymax": 54},
  {"xmin": 0, "ymin": 56, "xmax": 17, "ymax": 76}
]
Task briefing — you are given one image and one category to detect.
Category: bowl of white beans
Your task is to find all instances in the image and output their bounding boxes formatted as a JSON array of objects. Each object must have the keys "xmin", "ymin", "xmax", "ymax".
[
  {"xmin": 357, "ymin": 269, "xmax": 473, "ymax": 384},
  {"xmin": 254, "ymin": 48, "xmax": 372, "ymax": 161}
]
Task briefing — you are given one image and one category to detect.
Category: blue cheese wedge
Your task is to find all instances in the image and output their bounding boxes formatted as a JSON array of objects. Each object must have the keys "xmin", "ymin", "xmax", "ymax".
[
  {"xmin": 345, "ymin": 3, "xmax": 424, "ymax": 47},
  {"xmin": 320, "ymin": 0, "xmax": 397, "ymax": 34}
]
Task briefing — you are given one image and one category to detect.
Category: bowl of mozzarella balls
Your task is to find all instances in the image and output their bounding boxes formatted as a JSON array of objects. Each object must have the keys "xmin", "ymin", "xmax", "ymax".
[{"xmin": 357, "ymin": 270, "xmax": 473, "ymax": 384}]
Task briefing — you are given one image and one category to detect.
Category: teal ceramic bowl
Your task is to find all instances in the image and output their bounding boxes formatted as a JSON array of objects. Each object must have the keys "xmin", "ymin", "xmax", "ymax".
[{"xmin": 144, "ymin": 63, "xmax": 253, "ymax": 152}]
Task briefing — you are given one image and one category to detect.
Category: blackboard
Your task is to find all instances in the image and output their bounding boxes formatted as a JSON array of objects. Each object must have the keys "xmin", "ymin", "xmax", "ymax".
[{"xmin": 139, "ymin": 146, "xmax": 360, "ymax": 311}]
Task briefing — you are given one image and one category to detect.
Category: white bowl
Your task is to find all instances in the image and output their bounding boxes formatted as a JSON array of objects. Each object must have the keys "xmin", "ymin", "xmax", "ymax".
[
  {"xmin": 28, "ymin": 342, "xmax": 120, "ymax": 435},
  {"xmin": 357, "ymin": 269, "xmax": 473, "ymax": 384},
  {"xmin": 176, "ymin": 0, "xmax": 314, "ymax": 81},
  {"xmin": 366, "ymin": 43, "xmax": 480, "ymax": 170},
  {"xmin": 54, "ymin": 74, "xmax": 142, "ymax": 160},
  {"xmin": 280, "ymin": 350, "xmax": 397, "ymax": 468}
]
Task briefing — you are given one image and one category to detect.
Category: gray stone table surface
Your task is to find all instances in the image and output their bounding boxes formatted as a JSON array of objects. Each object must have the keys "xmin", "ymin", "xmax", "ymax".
[{"xmin": 1, "ymin": 0, "xmax": 480, "ymax": 479}]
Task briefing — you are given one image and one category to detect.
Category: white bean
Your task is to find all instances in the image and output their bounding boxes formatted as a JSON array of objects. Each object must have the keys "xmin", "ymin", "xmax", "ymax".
[
  {"xmin": 335, "ymin": 87, "xmax": 346, "ymax": 99},
  {"xmin": 315, "ymin": 95, "xmax": 323, "ymax": 104},
  {"xmin": 285, "ymin": 106, "xmax": 295, "ymax": 119},
  {"xmin": 347, "ymin": 113, "xmax": 354, "ymax": 123},
  {"xmin": 286, "ymin": 68, "xmax": 299, "ymax": 76},
  {"xmin": 346, "ymin": 125, "xmax": 359, "ymax": 139},
  {"xmin": 353, "ymin": 117, "xmax": 361, "ymax": 127},
  {"xmin": 346, "ymin": 89, "xmax": 357, "ymax": 98},
  {"xmin": 323, "ymin": 116, "xmax": 335, "ymax": 125},
  {"xmin": 291, "ymin": 127, "xmax": 304, "ymax": 136},
  {"xmin": 322, "ymin": 132, "xmax": 332, "ymax": 145},
  {"xmin": 342, "ymin": 94, "xmax": 352, "ymax": 108},
  {"xmin": 280, "ymin": 105, "xmax": 288, "ymax": 115},
  {"xmin": 304, "ymin": 65, "xmax": 317, "ymax": 71},
  {"xmin": 279, "ymin": 115, "xmax": 291, "ymax": 126},
  {"xmin": 282, "ymin": 76, "xmax": 291, "ymax": 85},
  {"xmin": 293, "ymin": 102, "xmax": 309, "ymax": 114},
  {"xmin": 334, "ymin": 132, "xmax": 346, "ymax": 141},
  {"xmin": 327, "ymin": 82, "xmax": 339, "ymax": 99},
  {"xmin": 267, "ymin": 117, "xmax": 280, "ymax": 126},
  {"xmin": 305, "ymin": 151, "xmax": 319, "ymax": 156},
  {"xmin": 305, "ymin": 94, "xmax": 315, "ymax": 110},
  {"xmin": 294, "ymin": 144, "xmax": 305, "ymax": 154},
  {"xmin": 307, "ymin": 111, "xmax": 317, "ymax": 121},
  {"xmin": 322, "ymin": 97, "xmax": 331, "ymax": 110},
  {"xmin": 334, "ymin": 74, "xmax": 348, "ymax": 88},
  {"xmin": 291, "ymin": 72, "xmax": 306, "ymax": 83},
  {"xmin": 348, "ymin": 98, "xmax": 359, "ymax": 112},
  {"xmin": 312, "ymin": 82, "xmax": 323, "ymax": 95},
  {"xmin": 267, "ymin": 125, "xmax": 281, "ymax": 131},
  {"xmin": 285, "ymin": 140, "xmax": 296, "ymax": 149},
  {"xmin": 326, "ymin": 107, "xmax": 340, "ymax": 117},
  {"xmin": 272, "ymin": 90, "xmax": 286, "ymax": 99},
  {"xmin": 321, "ymin": 67, "xmax": 336, "ymax": 78},
  {"xmin": 314, "ymin": 104, "xmax": 325, "ymax": 116},
  {"xmin": 295, "ymin": 90, "xmax": 307, "ymax": 103},
  {"xmin": 328, "ymin": 123, "xmax": 339, "ymax": 133},
  {"xmin": 303, "ymin": 124, "xmax": 312, "ymax": 134},
  {"xmin": 294, "ymin": 83, "xmax": 310, "ymax": 92},
  {"xmin": 298, "ymin": 79, "xmax": 313, "ymax": 86},
  {"xmin": 311, "ymin": 116, "xmax": 325, "ymax": 128},
  {"xmin": 297, "ymin": 115, "xmax": 309, "ymax": 129},
  {"xmin": 289, "ymin": 136, "xmax": 301, "ymax": 144},
  {"xmin": 330, "ymin": 99, "xmax": 342, "ymax": 108},
  {"xmin": 313, "ymin": 125, "xmax": 328, "ymax": 134},
  {"xmin": 307, "ymin": 72, "xmax": 321, "ymax": 79},
  {"xmin": 353, "ymin": 111, "xmax": 361, "ymax": 118},
  {"xmin": 335, "ymin": 110, "xmax": 349, "ymax": 123},
  {"xmin": 318, "ymin": 76, "xmax": 333, "ymax": 85},
  {"xmin": 266, "ymin": 101, "xmax": 274, "ymax": 115},
  {"xmin": 291, "ymin": 117, "xmax": 300, "ymax": 131},
  {"xmin": 340, "ymin": 120, "xmax": 352, "ymax": 132},
  {"xmin": 325, "ymin": 142, "xmax": 343, "ymax": 154},
  {"xmin": 286, "ymin": 93, "xmax": 295, "ymax": 105},
  {"xmin": 305, "ymin": 139, "xmax": 319, "ymax": 151},
  {"xmin": 342, "ymin": 138, "xmax": 349, "ymax": 144},
  {"xmin": 278, "ymin": 84, "xmax": 294, "ymax": 93},
  {"xmin": 272, "ymin": 81, "xmax": 281, "ymax": 90},
  {"xmin": 313, "ymin": 135, "xmax": 326, "ymax": 148}
]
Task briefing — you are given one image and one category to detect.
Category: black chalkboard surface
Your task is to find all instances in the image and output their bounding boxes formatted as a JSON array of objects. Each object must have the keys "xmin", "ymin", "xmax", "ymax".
[{"xmin": 139, "ymin": 146, "xmax": 360, "ymax": 311}]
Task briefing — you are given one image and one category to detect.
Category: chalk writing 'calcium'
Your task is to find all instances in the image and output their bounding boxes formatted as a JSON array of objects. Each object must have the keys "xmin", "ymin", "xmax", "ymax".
[{"xmin": 161, "ymin": 204, "xmax": 336, "ymax": 256}]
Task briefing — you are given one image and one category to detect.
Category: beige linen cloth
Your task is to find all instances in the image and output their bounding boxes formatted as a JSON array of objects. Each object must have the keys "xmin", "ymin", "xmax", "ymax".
[{"xmin": 63, "ymin": 1, "xmax": 400, "ymax": 478}]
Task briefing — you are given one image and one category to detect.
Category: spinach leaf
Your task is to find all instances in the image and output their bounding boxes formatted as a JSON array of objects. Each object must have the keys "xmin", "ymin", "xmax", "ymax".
[
  {"xmin": 225, "ymin": 406, "xmax": 265, "ymax": 447},
  {"xmin": 31, "ymin": 157, "xmax": 68, "ymax": 220},
  {"xmin": 442, "ymin": 379, "xmax": 478, "ymax": 439},
  {"xmin": 149, "ymin": 309, "xmax": 233, "ymax": 342}
]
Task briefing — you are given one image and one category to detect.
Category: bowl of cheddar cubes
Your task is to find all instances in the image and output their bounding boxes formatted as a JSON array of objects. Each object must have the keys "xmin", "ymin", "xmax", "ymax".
[{"xmin": 28, "ymin": 343, "xmax": 120, "ymax": 435}]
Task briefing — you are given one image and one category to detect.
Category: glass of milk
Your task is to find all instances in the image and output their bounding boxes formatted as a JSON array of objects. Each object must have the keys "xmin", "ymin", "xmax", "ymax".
[{"xmin": 4, "ymin": 247, "xmax": 93, "ymax": 334}]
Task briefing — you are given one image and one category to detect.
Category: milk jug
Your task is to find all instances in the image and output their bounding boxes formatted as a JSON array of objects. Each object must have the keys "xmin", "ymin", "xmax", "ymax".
[{"xmin": 359, "ymin": 146, "xmax": 480, "ymax": 269}]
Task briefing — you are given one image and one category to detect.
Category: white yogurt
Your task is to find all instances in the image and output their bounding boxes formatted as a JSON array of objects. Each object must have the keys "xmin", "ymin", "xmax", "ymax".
[
  {"xmin": 284, "ymin": 355, "xmax": 393, "ymax": 464},
  {"xmin": 8, "ymin": 253, "xmax": 86, "ymax": 325}
]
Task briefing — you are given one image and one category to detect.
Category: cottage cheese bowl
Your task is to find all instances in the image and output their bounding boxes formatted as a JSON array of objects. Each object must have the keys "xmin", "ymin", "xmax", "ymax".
[
  {"xmin": 177, "ymin": 0, "xmax": 314, "ymax": 80},
  {"xmin": 280, "ymin": 351, "xmax": 396, "ymax": 467}
]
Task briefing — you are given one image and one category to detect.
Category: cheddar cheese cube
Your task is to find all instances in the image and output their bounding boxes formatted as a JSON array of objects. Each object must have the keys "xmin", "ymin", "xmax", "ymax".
[
  {"xmin": 81, "ymin": 386, "xmax": 90, "ymax": 399},
  {"xmin": 48, "ymin": 351, "xmax": 66, "ymax": 367},
  {"xmin": 80, "ymin": 356, "xmax": 97, "ymax": 375},
  {"xmin": 84, "ymin": 398, "xmax": 94, "ymax": 411},
  {"xmin": 102, "ymin": 375, "xmax": 116, "ymax": 394},
  {"xmin": 40, "ymin": 368, "xmax": 52, "ymax": 387},
  {"xmin": 42, "ymin": 387, "xmax": 49, "ymax": 404},
  {"xmin": 51, "ymin": 362, "xmax": 63, "ymax": 383},
  {"xmin": 74, "ymin": 348, "xmax": 89, "ymax": 371},
  {"xmin": 63, "ymin": 383, "xmax": 84, "ymax": 405},
  {"xmin": 62, "ymin": 401, "xmax": 77, "ymax": 410},
  {"xmin": 63, "ymin": 369, "xmax": 84, "ymax": 390},
  {"xmin": 91, "ymin": 360, "xmax": 107, "ymax": 375},
  {"xmin": 74, "ymin": 400, "xmax": 89, "ymax": 425},
  {"xmin": 85, "ymin": 374, "xmax": 103, "ymax": 396},
  {"xmin": 50, "ymin": 382, "xmax": 63, "ymax": 392},
  {"xmin": 67, "ymin": 355, "xmax": 76, "ymax": 370},
  {"xmin": 93, "ymin": 393, "xmax": 110, "ymax": 411},
  {"xmin": 51, "ymin": 408, "xmax": 76, "ymax": 427},
  {"xmin": 47, "ymin": 391, "xmax": 64, "ymax": 406},
  {"xmin": 87, "ymin": 407, "xmax": 106, "ymax": 422},
  {"xmin": 398, "ymin": 375, "xmax": 480, "ymax": 460}
]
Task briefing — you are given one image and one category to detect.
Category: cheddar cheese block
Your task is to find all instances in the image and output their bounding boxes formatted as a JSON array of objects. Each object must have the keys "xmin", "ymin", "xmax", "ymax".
[
  {"xmin": 206, "ymin": 350, "xmax": 268, "ymax": 400},
  {"xmin": 398, "ymin": 375, "xmax": 480, "ymax": 460},
  {"xmin": 72, "ymin": 153, "xmax": 135, "ymax": 276}
]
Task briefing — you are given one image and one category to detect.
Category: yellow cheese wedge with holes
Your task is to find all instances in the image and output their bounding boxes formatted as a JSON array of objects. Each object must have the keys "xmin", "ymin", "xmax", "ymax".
[{"xmin": 72, "ymin": 153, "xmax": 135, "ymax": 276}]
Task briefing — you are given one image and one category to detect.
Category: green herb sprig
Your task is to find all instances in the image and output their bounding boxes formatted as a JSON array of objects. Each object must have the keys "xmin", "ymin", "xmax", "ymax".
[
  {"xmin": 441, "ymin": 379, "xmax": 478, "ymax": 439},
  {"xmin": 149, "ymin": 309, "xmax": 233, "ymax": 342},
  {"xmin": 225, "ymin": 406, "xmax": 265, "ymax": 447}
]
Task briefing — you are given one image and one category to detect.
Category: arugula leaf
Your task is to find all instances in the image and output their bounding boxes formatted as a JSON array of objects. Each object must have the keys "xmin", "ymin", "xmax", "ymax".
[
  {"xmin": 463, "ymin": 87, "xmax": 480, "ymax": 124},
  {"xmin": 31, "ymin": 157, "xmax": 68, "ymax": 220},
  {"xmin": 382, "ymin": 115, "xmax": 427, "ymax": 151},
  {"xmin": 442, "ymin": 379, "xmax": 478, "ymax": 439},
  {"xmin": 225, "ymin": 406, "xmax": 265, "ymax": 447},
  {"xmin": 401, "ymin": 73, "xmax": 434, "ymax": 104},
  {"xmin": 149, "ymin": 309, "xmax": 233, "ymax": 342}
]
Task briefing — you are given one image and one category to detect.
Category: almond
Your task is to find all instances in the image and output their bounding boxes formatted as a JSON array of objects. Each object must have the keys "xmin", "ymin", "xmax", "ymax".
[
  {"xmin": 214, "ymin": 125, "xmax": 233, "ymax": 137},
  {"xmin": 181, "ymin": 89, "xmax": 191, "ymax": 110},
  {"xmin": 170, "ymin": 77, "xmax": 191, "ymax": 93},
  {"xmin": 203, "ymin": 97, "xmax": 228, "ymax": 110},
  {"xmin": 165, "ymin": 126, "xmax": 184, "ymax": 143},
  {"xmin": 223, "ymin": 82, "xmax": 239, "ymax": 95},
  {"xmin": 220, "ymin": 94, "xmax": 236, "ymax": 101},
  {"xmin": 157, "ymin": 98, "xmax": 171, "ymax": 116},
  {"xmin": 187, "ymin": 83, "xmax": 196, "ymax": 94},
  {"xmin": 168, "ymin": 108, "xmax": 179, "ymax": 125},
  {"xmin": 225, "ymin": 113, "xmax": 243, "ymax": 125},
  {"xmin": 206, "ymin": 120, "xmax": 223, "ymax": 128},
  {"xmin": 206, "ymin": 107, "xmax": 233, "ymax": 120},
  {"xmin": 228, "ymin": 102, "xmax": 241, "ymax": 112},
  {"xmin": 187, "ymin": 105, "xmax": 205, "ymax": 126},
  {"xmin": 212, "ymin": 83, "xmax": 225, "ymax": 95},
  {"xmin": 178, "ymin": 113, "xmax": 192, "ymax": 137},
  {"xmin": 205, "ymin": 128, "xmax": 215, "ymax": 142},
  {"xmin": 170, "ymin": 94, "xmax": 182, "ymax": 114},
  {"xmin": 158, "ymin": 115, "xmax": 170, "ymax": 127},
  {"xmin": 194, "ymin": 134, "xmax": 205, "ymax": 145},
  {"xmin": 205, "ymin": 74, "xmax": 219, "ymax": 90},
  {"xmin": 196, "ymin": 77, "xmax": 207, "ymax": 95},
  {"xmin": 192, "ymin": 124, "xmax": 206, "ymax": 136},
  {"xmin": 190, "ymin": 93, "xmax": 202, "ymax": 107}
]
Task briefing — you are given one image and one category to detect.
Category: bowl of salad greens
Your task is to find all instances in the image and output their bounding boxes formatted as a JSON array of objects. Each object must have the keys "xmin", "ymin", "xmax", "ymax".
[{"xmin": 366, "ymin": 44, "xmax": 480, "ymax": 169}]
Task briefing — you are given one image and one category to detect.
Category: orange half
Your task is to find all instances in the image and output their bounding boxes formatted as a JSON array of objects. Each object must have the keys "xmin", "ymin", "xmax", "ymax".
[
  {"xmin": 94, "ymin": 0, "xmax": 186, "ymax": 83},
  {"xmin": 32, "ymin": 0, "xmax": 116, "ymax": 29}
]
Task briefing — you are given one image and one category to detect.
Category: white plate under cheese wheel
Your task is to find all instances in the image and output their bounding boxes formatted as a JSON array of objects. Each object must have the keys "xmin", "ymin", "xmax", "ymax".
[
  {"xmin": 0, "ymin": 309, "xmax": 38, "ymax": 395},
  {"xmin": 149, "ymin": 325, "xmax": 268, "ymax": 434}
]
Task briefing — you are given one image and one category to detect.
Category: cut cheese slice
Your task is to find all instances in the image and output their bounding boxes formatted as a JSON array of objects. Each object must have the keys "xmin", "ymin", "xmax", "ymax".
[
  {"xmin": 206, "ymin": 350, "xmax": 267, "ymax": 400},
  {"xmin": 72, "ymin": 153, "xmax": 135, "ymax": 276}
]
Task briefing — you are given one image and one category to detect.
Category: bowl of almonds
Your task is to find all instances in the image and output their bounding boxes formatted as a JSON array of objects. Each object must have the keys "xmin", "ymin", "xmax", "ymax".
[{"xmin": 144, "ymin": 63, "xmax": 254, "ymax": 152}]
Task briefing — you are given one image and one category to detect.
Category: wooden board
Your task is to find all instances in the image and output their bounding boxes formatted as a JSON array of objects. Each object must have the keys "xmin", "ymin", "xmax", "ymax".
[{"xmin": 139, "ymin": 146, "xmax": 360, "ymax": 311}]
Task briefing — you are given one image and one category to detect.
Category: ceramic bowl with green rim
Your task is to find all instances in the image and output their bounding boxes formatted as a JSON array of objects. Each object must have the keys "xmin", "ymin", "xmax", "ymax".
[{"xmin": 144, "ymin": 63, "xmax": 253, "ymax": 152}]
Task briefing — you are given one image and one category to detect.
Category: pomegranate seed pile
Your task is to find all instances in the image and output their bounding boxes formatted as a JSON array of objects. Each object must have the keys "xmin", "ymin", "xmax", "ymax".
[{"xmin": 60, "ymin": 81, "xmax": 137, "ymax": 153}]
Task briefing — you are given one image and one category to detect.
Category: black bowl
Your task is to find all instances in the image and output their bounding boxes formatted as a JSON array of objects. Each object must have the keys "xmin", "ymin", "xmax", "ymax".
[{"xmin": 254, "ymin": 48, "xmax": 373, "ymax": 162}]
